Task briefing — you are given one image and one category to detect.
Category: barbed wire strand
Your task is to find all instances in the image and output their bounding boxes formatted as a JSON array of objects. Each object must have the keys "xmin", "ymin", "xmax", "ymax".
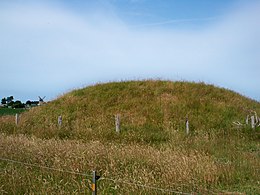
[{"xmin": 0, "ymin": 157, "xmax": 92, "ymax": 177}]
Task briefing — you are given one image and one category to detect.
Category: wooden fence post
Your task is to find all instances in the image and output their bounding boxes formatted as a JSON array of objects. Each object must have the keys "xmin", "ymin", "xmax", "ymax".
[
  {"xmin": 15, "ymin": 113, "xmax": 19, "ymax": 126},
  {"xmin": 255, "ymin": 112, "xmax": 259, "ymax": 124},
  {"xmin": 185, "ymin": 117, "xmax": 189, "ymax": 135},
  {"xmin": 251, "ymin": 115, "xmax": 255, "ymax": 129},
  {"xmin": 58, "ymin": 115, "xmax": 62, "ymax": 127},
  {"xmin": 115, "ymin": 114, "xmax": 120, "ymax": 133},
  {"xmin": 246, "ymin": 115, "xmax": 249, "ymax": 125}
]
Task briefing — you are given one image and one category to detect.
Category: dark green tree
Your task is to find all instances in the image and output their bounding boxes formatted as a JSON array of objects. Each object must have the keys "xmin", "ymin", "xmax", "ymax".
[
  {"xmin": 1, "ymin": 97, "xmax": 7, "ymax": 105},
  {"xmin": 6, "ymin": 96, "xmax": 14, "ymax": 104},
  {"xmin": 13, "ymin": 100, "xmax": 24, "ymax": 108},
  {"xmin": 26, "ymin": 100, "xmax": 32, "ymax": 105}
]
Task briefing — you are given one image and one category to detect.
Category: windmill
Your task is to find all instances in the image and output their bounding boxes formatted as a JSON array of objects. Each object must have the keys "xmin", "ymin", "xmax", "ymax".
[{"xmin": 38, "ymin": 96, "xmax": 46, "ymax": 105}]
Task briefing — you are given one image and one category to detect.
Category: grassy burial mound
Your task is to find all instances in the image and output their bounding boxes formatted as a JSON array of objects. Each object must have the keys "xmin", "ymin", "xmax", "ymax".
[
  {"xmin": 14, "ymin": 80, "xmax": 260, "ymax": 142},
  {"xmin": 0, "ymin": 80, "xmax": 260, "ymax": 194}
]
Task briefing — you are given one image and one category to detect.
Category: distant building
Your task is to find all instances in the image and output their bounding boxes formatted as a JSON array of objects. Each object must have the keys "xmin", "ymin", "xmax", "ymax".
[
  {"xmin": 38, "ymin": 96, "xmax": 46, "ymax": 106},
  {"xmin": 25, "ymin": 100, "xmax": 39, "ymax": 109}
]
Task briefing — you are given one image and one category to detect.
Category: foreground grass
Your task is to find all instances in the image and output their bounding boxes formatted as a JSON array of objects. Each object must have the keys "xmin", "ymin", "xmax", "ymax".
[{"xmin": 0, "ymin": 131, "xmax": 259, "ymax": 194}]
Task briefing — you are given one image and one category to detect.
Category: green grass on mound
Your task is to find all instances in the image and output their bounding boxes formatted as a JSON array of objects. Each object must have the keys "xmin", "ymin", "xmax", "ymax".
[
  {"xmin": 0, "ymin": 80, "xmax": 259, "ymax": 194},
  {"xmin": 6, "ymin": 80, "xmax": 260, "ymax": 142}
]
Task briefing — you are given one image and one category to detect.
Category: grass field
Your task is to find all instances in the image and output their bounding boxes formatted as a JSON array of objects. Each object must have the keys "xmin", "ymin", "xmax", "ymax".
[
  {"xmin": 0, "ymin": 80, "xmax": 259, "ymax": 194},
  {"xmin": 0, "ymin": 130, "xmax": 259, "ymax": 194},
  {"xmin": 0, "ymin": 107, "xmax": 27, "ymax": 116}
]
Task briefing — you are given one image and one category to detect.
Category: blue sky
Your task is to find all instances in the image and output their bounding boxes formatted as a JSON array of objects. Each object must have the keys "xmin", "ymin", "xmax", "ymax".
[{"xmin": 0, "ymin": 0, "xmax": 259, "ymax": 102}]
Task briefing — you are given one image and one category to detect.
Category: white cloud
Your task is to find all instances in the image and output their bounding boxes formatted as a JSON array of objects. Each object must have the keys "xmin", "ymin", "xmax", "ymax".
[{"xmin": 0, "ymin": 1, "xmax": 259, "ymax": 101}]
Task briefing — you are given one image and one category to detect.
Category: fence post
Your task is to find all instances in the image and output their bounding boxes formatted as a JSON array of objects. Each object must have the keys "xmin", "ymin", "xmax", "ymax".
[
  {"xmin": 255, "ymin": 112, "xmax": 259, "ymax": 124},
  {"xmin": 115, "ymin": 114, "xmax": 120, "ymax": 133},
  {"xmin": 15, "ymin": 113, "xmax": 19, "ymax": 126},
  {"xmin": 58, "ymin": 115, "xmax": 62, "ymax": 127},
  {"xmin": 251, "ymin": 115, "xmax": 255, "ymax": 129},
  {"xmin": 185, "ymin": 117, "xmax": 189, "ymax": 135},
  {"xmin": 246, "ymin": 115, "xmax": 249, "ymax": 125},
  {"xmin": 92, "ymin": 171, "xmax": 97, "ymax": 195}
]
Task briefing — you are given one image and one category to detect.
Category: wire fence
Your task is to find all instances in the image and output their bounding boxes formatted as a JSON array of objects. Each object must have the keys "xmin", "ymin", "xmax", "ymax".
[
  {"xmin": 1, "ymin": 153, "xmax": 253, "ymax": 195},
  {"xmin": 0, "ymin": 156, "xmax": 195, "ymax": 195},
  {"xmin": 0, "ymin": 157, "xmax": 91, "ymax": 177}
]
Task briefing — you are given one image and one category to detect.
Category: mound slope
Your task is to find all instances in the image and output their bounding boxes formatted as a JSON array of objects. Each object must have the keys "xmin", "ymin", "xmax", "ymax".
[{"xmin": 18, "ymin": 80, "xmax": 260, "ymax": 142}]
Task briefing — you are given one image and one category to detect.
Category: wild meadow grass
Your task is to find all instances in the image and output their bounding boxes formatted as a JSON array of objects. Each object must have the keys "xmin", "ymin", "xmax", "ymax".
[
  {"xmin": 0, "ymin": 130, "xmax": 258, "ymax": 194},
  {"xmin": 0, "ymin": 80, "xmax": 259, "ymax": 194}
]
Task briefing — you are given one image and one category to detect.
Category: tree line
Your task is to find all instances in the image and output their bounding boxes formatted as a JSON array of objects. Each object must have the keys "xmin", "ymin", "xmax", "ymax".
[{"xmin": 1, "ymin": 96, "xmax": 39, "ymax": 109}]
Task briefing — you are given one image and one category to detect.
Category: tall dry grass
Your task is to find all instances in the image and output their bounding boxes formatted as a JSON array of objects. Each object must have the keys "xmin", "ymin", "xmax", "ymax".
[{"xmin": 0, "ymin": 133, "xmax": 259, "ymax": 194}]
